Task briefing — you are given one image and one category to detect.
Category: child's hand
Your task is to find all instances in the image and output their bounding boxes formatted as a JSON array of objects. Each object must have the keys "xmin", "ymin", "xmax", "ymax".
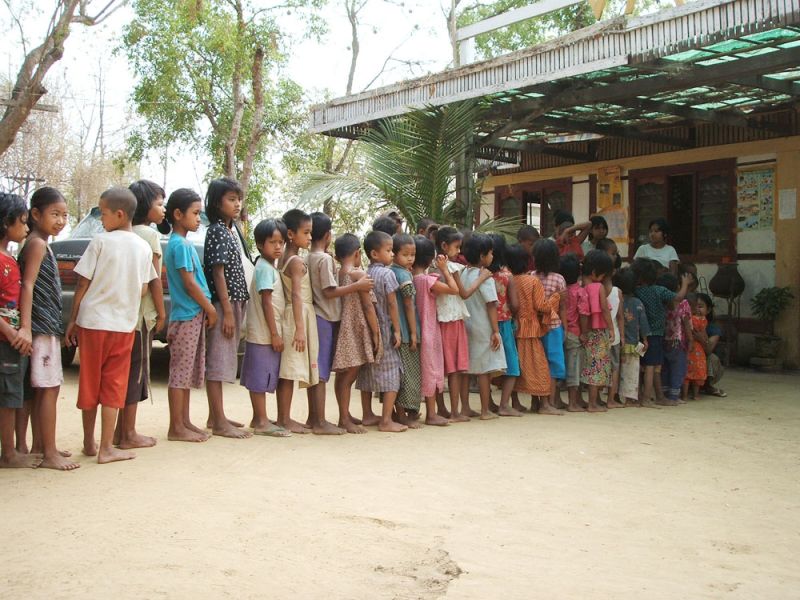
[
  {"xmin": 579, "ymin": 333, "xmax": 588, "ymax": 345},
  {"xmin": 65, "ymin": 321, "xmax": 79, "ymax": 348},
  {"xmin": 155, "ymin": 311, "xmax": 166, "ymax": 334},
  {"xmin": 354, "ymin": 276, "xmax": 374, "ymax": 293},
  {"xmin": 12, "ymin": 327, "xmax": 32, "ymax": 356},
  {"xmin": 293, "ymin": 331, "xmax": 306, "ymax": 353},
  {"xmin": 680, "ymin": 273, "xmax": 692, "ymax": 288},
  {"xmin": 205, "ymin": 305, "xmax": 218, "ymax": 329},
  {"xmin": 371, "ymin": 330, "xmax": 380, "ymax": 352},
  {"xmin": 221, "ymin": 309, "xmax": 235, "ymax": 338},
  {"xmin": 271, "ymin": 334, "xmax": 284, "ymax": 353},
  {"xmin": 479, "ymin": 267, "xmax": 492, "ymax": 281},
  {"xmin": 490, "ymin": 332, "xmax": 501, "ymax": 351},
  {"xmin": 435, "ymin": 254, "xmax": 448, "ymax": 270},
  {"xmin": 393, "ymin": 331, "xmax": 401, "ymax": 349},
  {"xmin": 410, "ymin": 334, "xmax": 417, "ymax": 351}
]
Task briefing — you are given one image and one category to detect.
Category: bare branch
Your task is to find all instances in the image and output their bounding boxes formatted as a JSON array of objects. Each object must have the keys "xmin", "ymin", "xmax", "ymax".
[{"xmin": 2, "ymin": 0, "xmax": 28, "ymax": 55}]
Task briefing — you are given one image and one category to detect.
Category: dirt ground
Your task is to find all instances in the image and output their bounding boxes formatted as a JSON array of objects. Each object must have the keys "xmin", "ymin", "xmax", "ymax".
[{"xmin": 2, "ymin": 350, "xmax": 799, "ymax": 599}]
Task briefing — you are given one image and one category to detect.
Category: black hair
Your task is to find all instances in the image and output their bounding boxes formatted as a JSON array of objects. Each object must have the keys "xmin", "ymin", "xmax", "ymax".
[
  {"xmin": 631, "ymin": 257, "xmax": 658, "ymax": 286},
  {"xmin": 129, "ymin": 179, "xmax": 166, "ymax": 226},
  {"xmin": 101, "ymin": 187, "xmax": 137, "ymax": 220},
  {"xmin": 254, "ymin": 218, "xmax": 287, "ymax": 247},
  {"xmin": 165, "ymin": 188, "xmax": 202, "ymax": 225},
  {"xmin": 532, "ymin": 238, "xmax": 559, "ymax": 274},
  {"xmin": 649, "ymin": 217, "xmax": 670, "ymax": 236},
  {"xmin": 364, "ymin": 230, "xmax": 391, "ymax": 258},
  {"xmin": 435, "ymin": 226, "xmax": 463, "ymax": 252},
  {"xmin": 696, "ymin": 292, "xmax": 715, "ymax": 322},
  {"xmin": 559, "ymin": 254, "xmax": 581, "ymax": 285},
  {"xmin": 596, "ymin": 238, "xmax": 616, "ymax": 254},
  {"xmin": 582, "ymin": 249, "xmax": 614, "ymax": 278},
  {"xmin": 517, "ymin": 224, "xmax": 540, "ymax": 242},
  {"xmin": 462, "ymin": 232, "xmax": 493, "ymax": 265},
  {"xmin": 506, "ymin": 244, "xmax": 530, "ymax": 275},
  {"xmin": 488, "ymin": 233, "xmax": 507, "ymax": 273},
  {"xmin": 590, "ymin": 215, "xmax": 608, "ymax": 230},
  {"xmin": 613, "ymin": 267, "xmax": 636, "ymax": 296},
  {"xmin": 656, "ymin": 272, "xmax": 679, "ymax": 292},
  {"xmin": 282, "ymin": 208, "xmax": 311, "ymax": 232},
  {"xmin": 372, "ymin": 216, "xmax": 397, "ymax": 236},
  {"xmin": 416, "ymin": 218, "xmax": 435, "ymax": 234},
  {"xmin": 28, "ymin": 186, "xmax": 66, "ymax": 230},
  {"xmin": 554, "ymin": 209, "xmax": 574, "ymax": 228},
  {"xmin": 0, "ymin": 192, "xmax": 27, "ymax": 239},
  {"xmin": 413, "ymin": 235, "xmax": 436, "ymax": 269},
  {"xmin": 310, "ymin": 211, "xmax": 332, "ymax": 241},
  {"xmin": 334, "ymin": 233, "xmax": 361, "ymax": 260},
  {"xmin": 392, "ymin": 233, "xmax": 415, "ymax": 254},
  {"xmin": 205, "ymin": 177, "xmax": 242, "ymax": 223}
]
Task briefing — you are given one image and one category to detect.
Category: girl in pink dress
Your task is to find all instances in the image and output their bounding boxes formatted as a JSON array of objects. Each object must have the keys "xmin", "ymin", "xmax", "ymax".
[{"xmin": 412, "ymin": 236, "xmax": 458, "ymax": 426}]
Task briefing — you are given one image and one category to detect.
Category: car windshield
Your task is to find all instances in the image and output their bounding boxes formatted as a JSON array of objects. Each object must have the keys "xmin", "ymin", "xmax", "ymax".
[{"xmin": 70, "ymin": 207, "xmax": 211, "ymax": 242}]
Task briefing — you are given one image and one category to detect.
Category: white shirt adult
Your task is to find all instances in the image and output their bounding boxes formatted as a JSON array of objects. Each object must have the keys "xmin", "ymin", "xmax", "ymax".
[{"xmin": 633, "ymin": 243, "xmax": 679, "ymax": 269}]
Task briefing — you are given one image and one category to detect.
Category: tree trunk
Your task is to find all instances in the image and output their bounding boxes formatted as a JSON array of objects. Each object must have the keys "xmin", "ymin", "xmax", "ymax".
[
  {"xmin": 239, "ymin": 46, "xmax": 266, "ymax": 222},
  {"xmin": 222, "ymin": 0, "xmax": 246, "ymax": 184}
]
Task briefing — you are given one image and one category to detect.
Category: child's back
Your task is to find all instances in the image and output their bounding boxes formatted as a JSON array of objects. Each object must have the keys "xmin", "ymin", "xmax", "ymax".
[
  {"xmin": 512, "ymin": 273, "xmax": 551, "ymax": 397},
  {"xmin": 634, "ymin": 284, "xmax": 675, "ymax": 338}
]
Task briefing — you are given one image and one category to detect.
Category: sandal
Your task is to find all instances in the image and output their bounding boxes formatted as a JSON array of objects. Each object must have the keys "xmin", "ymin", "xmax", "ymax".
[{"xmin": 254, "ymin": 424, "xmax": 292, "ymax": 437}]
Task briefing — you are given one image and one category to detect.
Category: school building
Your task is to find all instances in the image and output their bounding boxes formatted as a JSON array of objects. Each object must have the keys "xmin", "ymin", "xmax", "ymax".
[{"xmin": 310, "ymin": 0, "xmax": 800, "ymax": 368}]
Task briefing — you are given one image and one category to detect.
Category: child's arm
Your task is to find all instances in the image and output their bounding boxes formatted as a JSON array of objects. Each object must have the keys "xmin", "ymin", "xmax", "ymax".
[
  {"xmin": 487, "ymin": 301, "xmax": 501, "ymax": 351},
  {"xmin": 149, "ymin": 254, "xmax": 166, "ymax": 333},
  {"xmin": 179, "ymin": 269, "xmax": 217, "ymax": 328},
  {"xmin": 287, "ymin": 257, "xmax": 307, "ymax": 352},
  {"xmin": 457, "ymin": 267, "xmax": 492, "ymax": 299},
  {"xmin": 401, "ymin": 291, "xmax": 417, "ymax": 351},
  {"xmin": 353, "ymin": 270, "xmax": 380, "ymax": 351},
  {"xmin": 386, "ymin": 291, "xmax": 402, "ymax": 349},
  {"xmin": 674, "ymin": 273, "xmax": 691, "ymax": 303},
  {"xmin": 18, "ymin": 240, "xmax": 48, "ymax": 356},
  {"xmin": 600, "ymin": 291, "xmax": 613, "ymax": 330},
  {"xmin": 260, "ymin": 289, "xmax": 283, "ymax": 352},
  {"xmin": 682, "ymin": 313, "xmax": 692, "ymax": 347},
  {"xmin": 579, "ymin": 314, "xmax": 589, "ymax": 344},
  {"xmin": 322, "ymin": 277, "xmax": 373, "ymax": 299},
  {"xmin": 65, "ymin": 275, "xmax": 90, "ymax": 347},
  {"xmin": 615, "ymin": 290, "xmax": 625, "ymax": 344},
  {"xmin": 431, "ymin": 255, "xmax": 459, "ymax": 295},
  {"xmin": 212, "ymin": 265, "xmax": 235, "ymax": 339},
  {"xmin": 558, "ymin": 288, "xmax": 568, "ymax": 329},
  {"xmin": 562, "ymin": 220, "xmax": 592, "ymax": 244}
]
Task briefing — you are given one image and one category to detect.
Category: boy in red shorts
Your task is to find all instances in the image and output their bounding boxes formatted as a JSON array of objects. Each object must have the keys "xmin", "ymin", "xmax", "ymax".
[{"xmin": 65, "ymin": 188, "xmax": 157, "ymax": 464}]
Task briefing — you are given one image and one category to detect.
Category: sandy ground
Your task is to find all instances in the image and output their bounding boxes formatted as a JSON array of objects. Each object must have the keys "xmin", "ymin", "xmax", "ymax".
[{"xmin": 2, "ymin": 350, "xmax": 799, "ymax": 600}]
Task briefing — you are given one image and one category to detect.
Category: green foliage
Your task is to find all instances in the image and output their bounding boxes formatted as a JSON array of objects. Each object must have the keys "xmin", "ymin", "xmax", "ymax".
[{"xmin": 750, "ymin": 286, "xmax": 795, "ymax": 332}]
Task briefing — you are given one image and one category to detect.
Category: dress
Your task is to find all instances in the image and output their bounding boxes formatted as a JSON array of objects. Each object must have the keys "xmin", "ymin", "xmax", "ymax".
[
  {"xmin": 278, "ymin": 255, "xmax": 319, "ymax": 388},
  {"xmin": 462, "ymin": 266, "xmax": 506, "ymax": 375},
  {"xmin": 414, "ymin": 273, "xmax": 445, "ymax": 397},
  {"xmin": 581, "ymin": 282, "xmax": 611, "ymax": 386},
  {"xmin": 332, "ymin": 269, "xmax": 380, "ymax": 371},
  {"xmin": 685, "ymin": 315, "xmax": 708, "ymax": 385},
  {"xmin": 512, "ymin": 274, "xmax": 551, "ymax": 396},
  {"xmin": 493, "ymin": 269, "xmax": 519, "ymax": 377},
  {"xmin": 391, "ymin": 265, "xmax": 422, "ymax": 410}
]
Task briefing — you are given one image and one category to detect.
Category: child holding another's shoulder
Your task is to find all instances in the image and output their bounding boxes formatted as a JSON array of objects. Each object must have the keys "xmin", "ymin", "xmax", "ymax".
[
  {"xmin": 579, "ymin": 250, "xmax": 614, "ymax": 413},
  {"xmin": 658, "ymin": 272, "xmax": 692, "ymax": 406},
  {"xmin": 613, "ymin": 267, "xmax": 650, "ymax": 407},
  {"xmin": 559, "ymin": 254, "xmax": 587, "ymax": 412}
]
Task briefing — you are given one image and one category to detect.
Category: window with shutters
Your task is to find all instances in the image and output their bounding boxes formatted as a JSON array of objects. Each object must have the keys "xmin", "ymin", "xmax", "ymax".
[{"xmin": 494, "ymin": 179, "xmax": 572, "ymax": 238}]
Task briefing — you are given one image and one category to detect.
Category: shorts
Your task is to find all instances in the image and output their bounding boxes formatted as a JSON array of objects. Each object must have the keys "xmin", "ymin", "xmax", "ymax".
[
  {"xmin": 76, "ymin": 328, "xmax": 135, "ymax": 410},
  {"xmin": 316, "ymin": 316, "xmax": 339, "ymax": 383},
  {"xmin": 609, "ymin": 344, "xmax": 620, "ymax": 371},
  {"xmin": 564, "ymin": 331, "xmax": 582, "ymax": 388},
  {"xmin": 125, "ymin": 320, "xmax": 152, "ymax": 405},
  {"xmin": 239, "ymin": 342, "xmax": 281, "ymax": 394},
  {"xmin": 167, "ymin": 312, "xmax": 206, "ymax": 390},
  {"xmin": 206, "ymin": 300, "xmax": 244, "ymax": 383},
  {"xmin": 541, "ymin": 325, "xmax": 566, "ymax": 380},
  {"xmin": 642, "ymin": 335, "xmax": 664, "ymax": 367},
  {"xmin": 498, "ymin": 320, "xmax": 520, "ymax": 377},
  {"xmin": 440, "ymin": 320, "xmax": 469, "ymax": 375},
  {"xmin": 620, "ymin": 350, "xmax": 640, "ymax": 401},
  {"xmin": 29, "ymin": 334, "xmax": 63, "ymax": 388},
  {"xmin": 0, "ymin": 341, "xmax": 27, "ymax": 409}
]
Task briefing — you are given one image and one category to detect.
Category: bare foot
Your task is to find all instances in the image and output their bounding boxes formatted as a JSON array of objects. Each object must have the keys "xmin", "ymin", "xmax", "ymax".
[
  {"xmin": 82, "ymin": 441, "xmax": 98, "ymax": 457},
  {"xmin": 278, "ymin": 419, "xmax": 310, "ymax": 434},
  {"xmin": 449, "ymin": 413, "xmax": 470, "ymax": 423},
  {"xmin": 97, "ymin": 447, "xmax": 136, "ymax": 464},
  {"xmin": 340, "ymin": 421, "xmax": 368, "ymax": 434},
  {"xmin": 58, "ymin": 448, "xmax": 73, "ymax": 457},
  {"xmin": 185, "ymin": 421, "xmax": 208, "ymax": 436},
  {"xmin": 640, "ymin": 399, "xmax": 657, "ymax": 408},
  {"xmin": 425, "ymin": 414, "xmax": 450, "ymax": 426},
  {"xmin": 40, "ymin": 454, "xmax": 80, "ymax": 471},
  {"xmin": 463, "ymin": 407, "xmax": 480, "ymax": 418},
  {"xmin": 312, "ymin": 421, "xmax": 346, "ymax": 435},
  {"xmin": 0, "ymin": 451, "xmax": 42, "ymax": 468},
  {"xmin": 656, "ymin": 399, "xmax": 679, "ymax": 407},
  {"xmin": 606, "ymin": 400, "xmax": 624, "ymax": 409},
  {"xmin": 480, "ymin": 412, "xmax": 499, "ymax": 420},
  {"xmin": 360, "ymin": 415, "xmax": 380, "ymax": 427},
  {"xmin": 437, "ymin": 408, "xmax": 451, "ymax": 419},
  {"xmin": 15, "ymin": 442, "xmax": 29, "ymax": 454},
  {"xmin": 206, "ymin": 418, "xmax": 244, "ymax": 429},
  {"xmin": 212, "ymin": 423, "xmax": 253, "ymax": 439},
  {"xmin": 498, "ymin": 406, "xmax": 523, "ymax": 417},
  {"xmin": 567, "ymin": 404, "xmax": 586, "ymax": 412},
  {"xmin": 378, "ymin": 421, "xmax": 408, "ymax": 433},
  {"xmin": 489, "ymin": 401, "xmax": 500, "ymax": 414},
  {"xmin": 538, "ymin": 405, "xmax": 564, "ymax": 416},
  {"xmin": 118, "ymin": 433, "xmax": 158, "ymax": 449},
  {"xmin": 626, "ymin": 400, "xmax": 642, "ymax": 407},
  {"xmin": 168, "ymin": 428, "xmax": 209, "ymax": 442},
  {"xmin": 349, "ymin": 414, "xmax": 363, "ymax": 425},
  {"xmin": 512, "ymin": 402, "xmax": 528, "ymax": 413},
  {"xmin": 586, "ymin": 404, "xmax": 608, "ymax": 413}
]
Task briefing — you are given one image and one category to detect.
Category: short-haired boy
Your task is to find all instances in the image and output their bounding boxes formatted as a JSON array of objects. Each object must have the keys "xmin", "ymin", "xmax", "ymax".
[{"xmin": 65, "ymin": 188, "xmax": 157, "ymax": 464}]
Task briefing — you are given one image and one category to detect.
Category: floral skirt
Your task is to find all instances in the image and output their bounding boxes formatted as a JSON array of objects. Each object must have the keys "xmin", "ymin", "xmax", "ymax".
[{"xmin": 580, "ymin": 329, "xmax": 611, "ymax": 387}]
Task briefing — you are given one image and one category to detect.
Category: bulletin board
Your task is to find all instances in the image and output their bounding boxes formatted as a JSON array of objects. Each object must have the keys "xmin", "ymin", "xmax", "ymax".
[
  {"xmin": 597, "ymin": 166, "xmax": 623, "ymax": 211},
  {"xmin": 737, "ymin": 166, "xmax": 775, "ymax": 230}
]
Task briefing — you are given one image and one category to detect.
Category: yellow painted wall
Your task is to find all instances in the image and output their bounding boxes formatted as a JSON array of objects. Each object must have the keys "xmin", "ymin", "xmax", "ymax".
[{"xmin": 774, "ymin": 150, "xmax": 800, "ymax": 369}]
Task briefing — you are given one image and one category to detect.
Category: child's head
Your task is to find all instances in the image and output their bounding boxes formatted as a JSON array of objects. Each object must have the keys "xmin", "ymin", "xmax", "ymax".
[
  {"xmin": 372, "ymin": 215, "xmax": 398, "ymax": 236},
  {"xmin": 678, "ymin": 261, "xmax": 698, "ymax": 293},
  {"xmin": 487, "ymin": 233, "xmax": 507, "ymax": 273},
  {"xmin": 253, "ymin": 218, "xmax": 287, "ymax": 262},
  {"xmin": 435, "ymin": 226, "xmax": 463, "ymax": 260},
  {"xmin": 205, "ymin": 177, "xmax": 242, "ymax": 223},
  {"xmin": 648, "ymin": 218, "xmax": 669, "ymax": 247},
  {"xmin": 0, "ymin": 192, "xmax": 28, "ymax": 243},
  {"xmin": 310, "ymin": 211, "xmax": 332, "ymax": 246},
  {"xmin": 516, "ymin": 224, "xmax": 540, "ymax": 253},
  {"xmin": 589, "ymin": 215, "xmax": 608, "ymax": 243},
  {"xmin": 334, "ymin": 233, "xmax": 361, "ymax": 264},
  {"xmin": 582, "ymin": 249, "xmax": 614, "ymax": 282},
  {"xmin": 532, "ymin": 238, "xmax": 559, "ymax": 274},
  {"xmin": 596, "ymin": 238, "xmax": 621, "ymax": 270},
  {"xmin": 613, "ymin": 267, "xmax": 636, "ymax": 296},
  {"xmin": 462, "ymin": 232, "xmax": 493, "ymax": 267},
  {"xmin": 559, "ymin": 254, "xmax": 581, "ymax": 285},
  {"xmin": 282, "ymin": 208, "xmax": 312, "ymax": 250},
  {"xmin": 28, "ymin": 186, "xmax": 67, "ymax": 238},
  {"xmin": 631, "ymin": 257, "xmax": 658, "ymax": 286},
  {"xmin": 99, "ymin": 187, "xmax": 136, "ymax": 232},
  {"xmin": 696, "ymin": 292, "xmax": 714, "ymax": 321},
  {"xmin": 506, "ymin": 243, "xmax": 531, "ymax": 276},
  {"xmin": 130, "ymin": 179, "xmax": 166, "ymax": 227},
  {"xmin": 392, "ymin": 233, "xmax": 415, "ymax": 270},
  {"xmin": 364, "ymin": 230, "xmax": 393, "ymax": 266},
  {"xmin": 416, "ymin": 218, "xmax": 436, "ymax": 236},
  {"xmin": 554, "ymin": 210, "xmax": 574, "ymax": 237},
  {"xmin": 413, "ymin": 234, "xmax": 436, "ymax": 270},
  {"xmin": 381, "ymin": 210, "xmax": 404, "ymax": 233},
  {"xmin": 655, "ymin": 272, "xmax": 679, "ymax": 292},
  {"xmin": 165, "ymin": 188, "xmax": 203, "ymax": 231}
]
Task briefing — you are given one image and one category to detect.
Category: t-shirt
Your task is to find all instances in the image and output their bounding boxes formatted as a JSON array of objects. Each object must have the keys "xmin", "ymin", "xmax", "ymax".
[
  {"xmin": 307, "ymin": 251, "xmax": 341, "ymax": 322},
  {"xmin": 74, "ymin": 230, "xmax": 157, "ymax": 332},
  {"xmin": 133, "ymin": 224, "xmax": 163, "ymax": 330},
  {"xmin": 431, "ymin": 261, "xmax": 470, "ymax": 322},
  {"xmin": 165, "ymin": 233, "xmax": 210, "ymax": 322},
  {"xmin": 533, "ymin": 271, "xmax": 566, "ymax": 328},
  {"xmin": 245, "ymin": 257, "xmax": 285, "ymax": 345},
  {"xmin": 633, "ymin": 243, "xmax": 679, "ymax": 269},
  {"xmin": 203, "ymin": 221, "xmax": 249, "ymax": 303},
  {"xmin": 0, "ymin": 252, "xmax": 21, "ymax": 342},
  {"xmin": 557, "ymin": 235, "xmax": 584, "ymax": 260},
  {"xmin": 608, "ymin": 285, "xmax": 622, "ymax": 345},
  {"xmin": 492, "ymin": 268, "xmax": 512, "ymax": 322},
  {"xmin": 390, "ymin": 264, "xmax": 419, "ymax": 344},
  {"xmin": 585, "ymin": 282, "xmax": 606, "ymax": 330},
  {"xmin": 634, "ymin": 284, "xmax": 676, "ymax": 337},
  {"xmin": 462, "ymin": 266, "xmax": 498, "ymax": 321},
  {"xmin": 565, "ymin": 283, "xmax": 589, "ymax": 337},
  {"xmin": 665, "ymin": 298, "xmax": 691, "ymax": 345},
  {"xmin": 707, "ymin": 322, "xmax": 722, "ymax": 338},
  {"xmin": 622, "ymin": 296, "xmax": 650, "ymax": 345}
]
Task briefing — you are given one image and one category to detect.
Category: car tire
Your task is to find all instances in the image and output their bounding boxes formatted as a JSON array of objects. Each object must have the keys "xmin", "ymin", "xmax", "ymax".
[{"xmin": 61, "ymin": 344, "xmax": 77, "ymax": 367}]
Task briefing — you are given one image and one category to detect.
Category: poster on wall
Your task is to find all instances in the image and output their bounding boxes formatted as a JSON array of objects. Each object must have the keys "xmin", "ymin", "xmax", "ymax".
[
  {"xmin": 602, "ymin": 208, "xmax": 628, "ymax": 243},
  {"xmin": 737, "ymin": 167, "xmax": 775, "ymax": 230},
  {"xmin": 598, "ymin": 166, "xmax": 623, "ymax": 211}
]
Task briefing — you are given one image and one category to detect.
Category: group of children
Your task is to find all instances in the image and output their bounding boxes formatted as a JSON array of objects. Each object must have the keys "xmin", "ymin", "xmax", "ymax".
[{"xmin": 0, "ymin": 180, "xmax": 726, "ymax": 470}]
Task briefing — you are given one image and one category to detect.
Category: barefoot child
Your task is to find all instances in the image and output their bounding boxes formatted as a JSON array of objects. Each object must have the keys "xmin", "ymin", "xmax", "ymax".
[
  {"xmin": 331, "ymin": 233, "xmax": 381, "ymax": 433},
  {"xmin": 613, "ymin": 267, "xmax": 650, "ymax": 407},
  {"xmin": 356, "ymin": 231, "xmax": 407, "ymax": 433},
  {"xmin": 461, "ymin": 233, "xmax": 505, "ymax": 420},
  {"xmin": 18, "ymin": 187, "xmax": 77, "ymax": 470},
  {"xmin": 603, "ymin": 272, "xmax": 625, "ymax": 409},
  {"xmin": 580, "ymin": 250, "xmax": 614, "ymax": 413},
  {"xmin": 239, "ymin": 219, "xmax": 290, "ymax": 437},
  {"xmin": 684, "ymin": 294, "xmax": 708, "ymax": 401},
  {"xmin": 559, "ymin": 254, "xmax": 587, "ymax": 412},
  {"xmin": 658, "ymin": 272, "xmax": 692, "ymax": 406},
  {"xmin": 203, "ymin": 177, "xmax": 251, "ymax": 439},
  {"xmin": 65, "ymin": 187, "xmax": 158, "ymax": 464},
  {"xmin": 276, "ymin": 209, "xmax": 319, "ymax": 434},
  {"xmin": 0, "ymin": 193, "xmax": 37, "ymax": 469},
  {"xmin": 164, "ymin": 189, "xmax": 216, "ymax": 442}
]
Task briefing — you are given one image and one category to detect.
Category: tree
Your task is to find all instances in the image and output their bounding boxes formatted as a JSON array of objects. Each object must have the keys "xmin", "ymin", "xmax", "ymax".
[{"xmin": 0, "ymin": 0, "xmax": 125, "ymax": 157}]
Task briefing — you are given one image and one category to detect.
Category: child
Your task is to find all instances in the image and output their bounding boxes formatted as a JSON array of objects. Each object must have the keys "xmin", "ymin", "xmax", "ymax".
[
  {"xmin": 0, "ymin": 193, "xmax": 37, "ymax": 469},
  {"xmin": 658, "ymin": 272, "xmax": 692, "ymax": 406},
  {"xmin": 506, "ymin": 244, "xmax": 552, "ymax": 411},
  {"xmin": 580, "ymin": 250, "xmax": 615, "ymax": 412},
  {"xmin": 532, "ymin": 239, "xmax": 567, "ymax": 412},
  {"xmin": 488, "ymin": 234, "xmax": 522, "ymax": 417},
  {"xmin": 276, "ymin": 209, "xmax": 319, "ymax": 434},
  {"xmin": 411, "ymin": 235, "xmax": 454, "ymax": 427},
  {"xmin": 632, "ymin": 258, "xmax": 690, "ymax": 407},
  {"xmin": 65, "ymin": 187, "xmax": 158, "ymax": 464},
  {"xmin": 331, "ymin": 233, "xmax": 381, "ymax": 433},
  {"xmin": 461, "ymin": 233, "xmax": 505, "ymax": 420},
  {"xmin": 596, "ymin": 238, "xmax": 622, "ymax": 271},
  {"xmin": 203, "ymin": 177, "xmax": 251, "ymax": 439},
  {"xmin": 356, "ymin": 230, "xmax": 407, "ymax": 433},
  {"xmin": 559, "ymin": 254, "xmax": 587, "ymax": 412},
  {"xmin": 17, "ymin": 187, "xmax": 76, "ymax": 470},
  {"xmin": 239, "ymin": 219, "xmax": 291, "ymax": 437},
  {"xmin": 697, "ymin": 293, "xmax": 726, "ymax": 397},
  {"xmin": 307, "ymin": 212, "xmax": 372, "ymax": 435},
  {"xmin": 390, "ymin": 233, "xmax": 422, "ymax": 426},
  {"xmin": 553, "ymin": 210, "xmax": 590, "ymax": 259},
  {"xmin": 613, "ymin": 268, "xmax": 650, "ymax": 407},
  {"xmin": 684, "ymin": 294, "xmax": 708, "ymax": 401},
  {"xmin": 633, "ymin": 218, "xmax": 679, "ymax": 274},
  {"xmin": 581, "ymin": 215, "xmax": 608, "ymax": 254},
  {"xmin": 116, "ymin": 179, "xmax": 167, "ymax": 450},
  {"xmin": 516, "ymin": 224, "xmax": 539, "ymax": 271},
  {"xmin": 163, "ymin": 189, "xmax": 216, "ymax": 443},
  {"xmin": 603, "ymin": 271, "xmax": 625, "ymax": 409}
]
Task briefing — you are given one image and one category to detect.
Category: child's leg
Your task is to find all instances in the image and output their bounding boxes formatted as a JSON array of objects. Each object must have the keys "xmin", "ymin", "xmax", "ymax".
[
  {"xmin": 116, "ymin": 325, "xmax": 156, "ymax": 449},
  {"xmin": 538, "ymin": 389, "xmax": 562, "ymax": 415},
  {"xmin": 498, "ymin": 376, "xmax": 522, "ymax": 416},
  {"xmin": 477, "ymin": 374, "xmax": 498, "ymax": 420},
  {"xmin": 395, "ymin": 405, "xmax": 422, "ymax": 429},
  {"xmin": 567, "ymin": 386, "xmax": 585, "ymax": 411},
  {"xmin": 14, "ymin": 400, "xmax": 30, "ymax": 453},
  {"xmin": 308, "ymin": 383, "xmax": 344, "ymax": 435},
  {"xmin": 207, "ymin": 380, "xmax": 251, "ymax": 439},
  {"xmin": 586, "ymin": 385, "xmax": 607, "ymax": 412},
  {"xmin": 334, "ymin": 368, "xmax": 366, "ymax": 433},
  {"xmin": 97, "ymin": 406, "xmax": 135, "ymax": 464},
  {"xmin": 168, "ymin": 388, "xmax": 207, "ymax": 442},
  {"xmin": 378, "ymin": 391, "xmax": 407, "ymax": 432},
  {"xmin": 691, "ymin": 382, "xmax": 700, "ymax": 400},
  {"xmin": 36, "ymin": 387, "xmax": 78, "ymax": 470},
  {"xmin": 360, "ymin": 390, "xmax": 379, "ymax": 426},
  {"xmin": 641, "ymin": 366, "xmax": 656, "ymax": 407},
  {"xmin": 81, "ymin": 408, "xmax": 98, "ymax": 456},
  {"xmin": 249, "ymin": 392, "xmax": 269, "ymax": 430},
  {"xmin": 607, "ymin": 351, "xmax": 623, "ymax": 408},
  {"xmin": 435, "ymin": 392, "xmax": 450, "ymax": 418},
  {"xmin": 0, "ymin": 408, "xmax": 40, "ymax": 468},
  {"xmin": 460, "ymin": 375, "xmax": 479, "ymax": 417},
  {"xmin": 424, "ymin": 395, "xmax": 449, "ymax": 426},
  {"xmin": 653, "ymin": 366, "xmax": 667, "ymax": 402},
  {"xmin": 448, "ymin": 372, "xmax": 468, "ymax": 422},
  {"xmin": 276, "ymin": 378, "xmax": 307, "ymax": 434},
  {"xmin": 117, "ymin": 404, "xmax": 157, "ymax": 449},
  {"xmin": 511, "ymin": 391, "xmax": 527, "ymax": 412}
]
